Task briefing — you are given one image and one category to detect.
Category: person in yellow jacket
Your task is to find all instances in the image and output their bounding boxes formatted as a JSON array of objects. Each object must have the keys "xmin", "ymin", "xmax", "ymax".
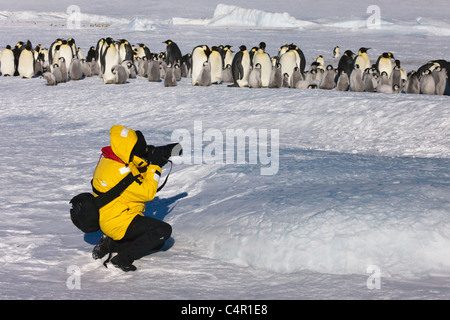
[{"xmin": 91, "ymin": 125, "xmax": 172, "ymax": 271}]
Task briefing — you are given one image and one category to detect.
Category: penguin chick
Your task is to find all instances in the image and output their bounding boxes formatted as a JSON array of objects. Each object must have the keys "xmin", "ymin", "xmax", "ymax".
[
  {"xmin": 433, "ymin": 66, "xmax": 447, "ymax": 95},
  {"xmin": 405, "ymin": 71, "xmax": 420, "ymax": 94},
  {"xmin": 52, "ymin": 63, "xmax": 62, "ymax": 83},
  {"xmin": 349, "ymin": 64, "xmax": 363, "ymax": 92},
  {"xmin": 222, "ymin": 64, "xmax": 233, "ymax": 83},
  {"xmin": 147, "ymin": 56, "xmax": 160, "ymax": 82},
  {"xmin": 336, "ymin": 70, "xmax": 349, "ymax": 91},
  {"xmin": 248, "ymin": 63, "xmax": 262, "ymax": 88},
  {"xmin": 69, "ymin": 58, "xmax": 83, "ymax": 80},
  {"xmin": 282, "ymin": 73, "xmax": 290, "ymax": 88},
  {"xmin": 420, "ymin": 69, "xmax": 435, "ymax": 94},
  {"xmin": 268, "ymin": 62, "xmax": 282, "ymax": 88},
  {"xmin": 164, "ymin": 63, "xmax": 177, "ymax": 87},
  {"xmin": 197, "ymin": 61, "xmax": 211, "ymax": 86},
  {"xmin": 111, "ymin": 64, "xmax": 128, "ymax": 84},
  {"xmin": 319, "ymin": 65, "xmax": 335, "ymax": 90},
  {"xmin": 42, "ymin": 72, "xmax": 57, "ymax": 86}
]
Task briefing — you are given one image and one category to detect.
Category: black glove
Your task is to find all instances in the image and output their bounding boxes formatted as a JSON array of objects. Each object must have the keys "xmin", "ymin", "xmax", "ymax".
[{"xmin": 147, "ymin": 145, "xmax": 169, "ymax": 168}]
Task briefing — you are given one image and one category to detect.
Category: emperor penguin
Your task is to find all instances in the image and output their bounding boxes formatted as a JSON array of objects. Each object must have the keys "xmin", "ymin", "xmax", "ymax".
[
  {"xmin": 279, "ymin": 47, "xmax": 301, "ymax": 80},
  {"xmin": 336, "ymin": 70, "xmax": 349, "ymax": 91},
  {"xmin": 319, "ymin": 65, "xmax": 336, "ymax": 90},
  {"xmin": 163, "ymin": 63, "xmax": 177, "ymax": 87},
  {"xmin": 252, "ymin": 42, "xmax": 272, "ymax": 87},
  {"xmin": 112, "ymin": 64, "xmax": 128, "ymax": 84},
  {"xmin": 69, "ymin": 58, "xmax": 83, "ymax": 80},
  {"xmin": 333, "ymin": 46, "xmax": 340, "ymax": 59},
  {"xmin": 222, "ymin": 45, "xmax": 234, "ymax": 68},
  {"xmin": 229, "ymin": 45, "xmax": 251, "ymax": 87},
  {"xmin": 191, "ymin": 45, "xmax": 210, "ymax": 86},
  {"xmin": 164, "ymin": 40, "xmax": 182, "ymax": 66},
  {"xmin": 269, "ymin": 62, "xmax": 282, "ymax": 88},
  {"xmin": 58, "ymin": 40, "xmax": 74, "ymax": 67},
  {"xmin": 376, "ymin": 52, "xmax": 395, "ymax": 77},
  {"xmin": 18, "ymin": 43, "xmax": 35, "ymax": 78},
  {"xmin": 42, "ymin": 72, "xmax": 57, "ymax": 86},
  {"xmin": 67, "ymin": 38, "xmax": 77, "ymax": 58},
  {"xmin": 147, "ymin": 56, "xmax": 161, "ymax": 82},
  {"xmin": 354, "ymin": 48, "xmax": 370, "ymax": 77},
  {"xmin": 137, "ymin": 43, "xmax": 151, "ymax": 60},
  {"xmin": 118, "ymin": 40, "xmax": 133, "ymax": 63},
  {"xmin": 209, "ymin": 46, "xmax": 223, "ymax": 84},
  {"xmin": 337, "ymin": 50, "xmax": 355, "ymax": 77},
  {"xmin": 1, "ymin": 45, "xmax": 15, "ymax": 76},
  {"xmin": 198, "ymin": 61, "xmax": 211, "ymax": 86},
  {"xmin": 101, "ymin": 40, "xmax": 120, "ymax": 84},
  {"xmin": 248, "ymin": 63, "xmax": 262, "ymax": 88},
  {"xmin": 221, "ymin": 64, "xmax": 234, "ymax": 83},
  {"xmin": 49, "ymin": 39, "xmax": 62, "ymax": 66},
  {"xmin": 405, "ymin": 71, "xmax": 420, "ymax": 94},
  {"xmin": 432, "ymin": 66, "xmax": 447, "ymax": 95},
  {"xmin": 420, "ymin": 69, "xmax": 435, "ymax": 94},
  {"xmin": 58, "ymin": 57, "xmax": 68, "ymax": 83},
  {"xmin": 315, "ymin": 55, "xmax": 325, "ymax": 70},
  {"xmin": 349, "ymin": 64, "xmax": 363, "ymax": 92},
  {"xmin": 95, "ymin": 38, "xmax": 105, "ymax": 71},
  {"xmin": 86, "ymin": 46, "xmax": 97, "ymax": 62},
  {"xmin": 77, "ymin": 47, "xmax": 84, "ymax": 60}
]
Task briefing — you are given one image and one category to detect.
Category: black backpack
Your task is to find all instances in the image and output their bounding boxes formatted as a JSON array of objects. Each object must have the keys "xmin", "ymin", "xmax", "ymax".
[{"xmin": 69, "ymin": 172, "xmax": 137, "ymax": 233}]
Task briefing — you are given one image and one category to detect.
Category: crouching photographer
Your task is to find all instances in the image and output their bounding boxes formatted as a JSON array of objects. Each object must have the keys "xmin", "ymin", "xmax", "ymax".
[{"xmin": 91, "ymin": 125, "xmax": 181, "ymax": 272}]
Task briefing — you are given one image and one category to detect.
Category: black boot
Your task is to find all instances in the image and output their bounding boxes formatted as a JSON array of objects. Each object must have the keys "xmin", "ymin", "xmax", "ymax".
[
  {"xmin": 92, "ymin": 235, "xmax": 114, "ymax": 260},
  {"xmin": 111, "ymin": 255, "xmax": 137, "ymax": 272}
]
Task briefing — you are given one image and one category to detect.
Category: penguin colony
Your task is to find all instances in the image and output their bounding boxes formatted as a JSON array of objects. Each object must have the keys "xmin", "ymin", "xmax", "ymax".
[{"xmin": 0, "ymin": 38, "xmax": 449, "ymax": 95}]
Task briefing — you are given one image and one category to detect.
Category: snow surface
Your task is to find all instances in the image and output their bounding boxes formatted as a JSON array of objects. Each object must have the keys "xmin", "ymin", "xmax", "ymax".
[{"xmin": 0, "ymin": 1, "xmax": 450, "ymax": 300}]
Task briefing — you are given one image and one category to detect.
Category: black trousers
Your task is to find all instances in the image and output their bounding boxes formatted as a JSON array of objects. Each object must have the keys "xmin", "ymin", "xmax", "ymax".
[{"xmin": 113, "ymin": 215, "xmax": 172, "ymax": 264}]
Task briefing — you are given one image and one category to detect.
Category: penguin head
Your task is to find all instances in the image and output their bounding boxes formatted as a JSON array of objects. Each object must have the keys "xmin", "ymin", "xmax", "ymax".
[
  {"xmin": 163, "ymin": 40, "xmax": 172, "ymax": 45},
  {"xmin": 239, "ymin": 45, "xmax": 247, "ymax": 52},
  {"xmin": 326, "ymin": 65, "xmax": 333, "ymax": 71},
  {"xmin": 344, "ymin": 50, "xmax": 355, "ymax": 57},
  {"xmin": 259, "ymin": 42, "xmax": 266, "ymax": 50},
  {"xmin": 359, "ymin": 47, "xmax": 370, "ymax": 54}
]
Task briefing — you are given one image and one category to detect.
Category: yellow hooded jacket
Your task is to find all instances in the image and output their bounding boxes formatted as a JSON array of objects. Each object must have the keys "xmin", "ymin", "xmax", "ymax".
[{"xmin": 92, "ymin": 125, "xmax": 161, "ymax": 240}]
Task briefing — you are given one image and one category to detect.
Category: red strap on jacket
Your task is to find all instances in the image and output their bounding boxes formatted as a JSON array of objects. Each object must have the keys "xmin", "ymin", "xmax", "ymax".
[{"xmin": 101, "ymin": 146, "xmax": 125, "ymax": 164}]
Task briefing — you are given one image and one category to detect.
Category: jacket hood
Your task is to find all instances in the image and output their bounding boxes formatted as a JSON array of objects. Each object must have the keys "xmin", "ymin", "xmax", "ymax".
[{"xmin": 109, "ymin": 125, "xmax": 138, "ymax": 164}]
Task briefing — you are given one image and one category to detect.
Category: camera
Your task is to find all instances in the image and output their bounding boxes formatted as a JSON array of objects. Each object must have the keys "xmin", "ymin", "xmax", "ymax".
[{"xmin": 147, "ymin": 143, "xmax": 183, "ymax": 163}]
